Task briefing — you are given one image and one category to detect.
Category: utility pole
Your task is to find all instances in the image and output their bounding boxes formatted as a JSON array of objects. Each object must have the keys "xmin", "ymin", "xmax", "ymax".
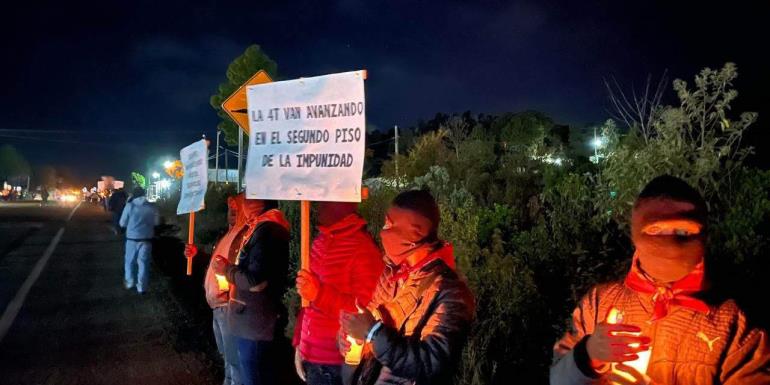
[
  {"xmin": 237, "ymin": 129, "xmax": 243, "ymax": 192},
  {"xmin": 224, "ymin": 146, "xmax": 229, "ymax": 185},
  {"xmin": 394, "ymin": 125, "xmax": 400, "ymax": 186},
  {"xmin": 215, "ymin": 130, "xmax": 221, "ymax": 184}
]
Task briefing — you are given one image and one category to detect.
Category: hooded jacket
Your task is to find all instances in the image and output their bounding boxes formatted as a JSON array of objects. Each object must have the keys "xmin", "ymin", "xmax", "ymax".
[
  {"xmin": 118, "ymin": 196, "xmax": 159, "ymax": 240},
  {"xmin": 292, "ymin": 214, "xmax": 384, "ymax": 365},
  {"xmin": 346, "ymin": 244, "xmax": 475, "ymax": 385},
  {"xmin": 225, "ymin": 208, "xmax": 291, "ymax": 341},
  {"xmin": 549, "ymin": 274, "xmax": 770, "ymax": 385}
]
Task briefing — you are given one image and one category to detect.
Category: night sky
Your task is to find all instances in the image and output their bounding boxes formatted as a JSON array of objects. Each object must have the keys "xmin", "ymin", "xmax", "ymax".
[{"xmin": 1, "ymin": 0, "xmax": 768, "ymax": 185}]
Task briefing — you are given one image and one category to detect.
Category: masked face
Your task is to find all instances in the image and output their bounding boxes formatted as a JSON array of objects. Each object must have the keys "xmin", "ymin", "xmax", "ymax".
[
  {"xmin": 631, "ymin": 198, "xmax": 706, "ymax": 282},
  {"xmin": 241, "ymin": 199, "xmax": 266, "ymax": 220},
  {"xmin": 380, "ymin": 206, "xmax": 434, "ymax": 265},
  {"xmin": 316, "ymin": 201, "xmax": 357, "ymax": 227}
]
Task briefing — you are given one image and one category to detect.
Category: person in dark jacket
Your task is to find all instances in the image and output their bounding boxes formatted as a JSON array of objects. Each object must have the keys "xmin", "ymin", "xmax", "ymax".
[
  {"xmin": 107, "ymin": 188, "xmax": 128, "ymax": 234},
  {"xmin": 211, "ymin": 199, "xmax": 290, "ymax": 385},
  {"xmin": 185, "ymin": 194, "xmax": 248, "ymax": 385},
  {"xmin": 293, "ymin": 202, "xmax": 384, "ymax": 385},
  {"xmin": 550, "ymin": 175, "xmax": 770, "ymax": 385},
  {"xmin": 339, "ymin": 190, "xmax": 475, "ymax": 385}
]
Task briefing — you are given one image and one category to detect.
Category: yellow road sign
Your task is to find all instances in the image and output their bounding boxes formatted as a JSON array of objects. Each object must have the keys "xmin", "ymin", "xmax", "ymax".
[{"xmin": 221, "ymin": 70, "xmax": 273, "ymax": 135}]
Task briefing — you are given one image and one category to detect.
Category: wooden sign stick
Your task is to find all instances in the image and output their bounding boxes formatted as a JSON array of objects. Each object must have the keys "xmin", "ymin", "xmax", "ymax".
[
  {"xmin": 300, "ymin": 200, "xmax": 311, "ymax": 307},
  {"xmin": 187, "ymin": 212, "xmax": 195, "ymax": 276}
]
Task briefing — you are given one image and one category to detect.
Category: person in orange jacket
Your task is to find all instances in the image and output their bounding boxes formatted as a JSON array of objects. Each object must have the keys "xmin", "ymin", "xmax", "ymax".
[
  {"xmin": 292, "ymin": 202, "xmax": 384, "ymax": 385},
  {"xmin": 550, "ymin": 175, "xmax": 770, "ymax": 385}
]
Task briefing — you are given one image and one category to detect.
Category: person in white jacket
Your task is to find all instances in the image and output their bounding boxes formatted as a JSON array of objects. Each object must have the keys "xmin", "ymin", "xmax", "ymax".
[{"xmin": 119, "ymin": 187, "xmax": 159, "ymax": 294}]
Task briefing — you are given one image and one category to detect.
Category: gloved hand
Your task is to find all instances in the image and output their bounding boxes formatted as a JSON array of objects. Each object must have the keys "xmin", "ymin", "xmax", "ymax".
[
  {"xmin": 184, "ymin": 244, "xmax": 198, "ymax": 259},
  {"xmin": 211, "ymin": 255, "xmax": 230, "ymax": 275},
  {"xmin": 296, "ymin": 269, "xmax": 321, "ymax": 302}
]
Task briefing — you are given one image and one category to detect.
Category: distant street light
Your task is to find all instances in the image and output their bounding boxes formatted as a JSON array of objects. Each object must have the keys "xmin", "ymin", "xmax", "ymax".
[
  {"xmin": 152, "ymin": 172, "xmax": 160, "ymax": 179},
  {"xmin": 590, "ymin": 127, "xmax": 606, "ymax": 164}
]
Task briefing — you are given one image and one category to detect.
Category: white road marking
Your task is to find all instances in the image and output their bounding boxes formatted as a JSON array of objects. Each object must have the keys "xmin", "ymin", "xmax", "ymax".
[
  {"xmin": 66, "ymin": 201, "xmax": 81, "ymax": 221},
  {"xmin": 0, "ymin": 202, "xmax": 80, "ymax": 343}
]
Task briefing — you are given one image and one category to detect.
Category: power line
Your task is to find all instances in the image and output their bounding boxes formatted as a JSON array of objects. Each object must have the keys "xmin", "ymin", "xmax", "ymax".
[
  {"xmin": 0, "ymin": 133, "xmax": 142, "ymax": 148},
  {"xmin": 367, "ymin": 137, "xmax": 395, "ymax": 146}
]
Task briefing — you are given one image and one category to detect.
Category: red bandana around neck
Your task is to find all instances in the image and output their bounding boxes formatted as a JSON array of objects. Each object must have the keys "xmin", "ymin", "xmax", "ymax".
[
  {"xmin": 389, "ymin": 242, "xmax": 455, "ymax": 283},
  {"xmin": 624, "ymin": 254, "xmax": 710, "ymax": 321}
]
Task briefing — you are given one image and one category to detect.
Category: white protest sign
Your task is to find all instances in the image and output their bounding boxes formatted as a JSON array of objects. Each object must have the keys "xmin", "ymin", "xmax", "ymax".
[
  {"xmin": 244, "ymin": 70, "xmax": 366, "ymax": 202},
  {"xmin": 176, "ymin": 139, "xmax": 208, "ymax": 215}
]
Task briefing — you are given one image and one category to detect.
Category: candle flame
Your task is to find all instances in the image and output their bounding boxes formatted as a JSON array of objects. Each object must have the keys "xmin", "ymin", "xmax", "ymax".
[{"xmin": 606, "ymin": 307, "xmax": 651, "ymax": 384}]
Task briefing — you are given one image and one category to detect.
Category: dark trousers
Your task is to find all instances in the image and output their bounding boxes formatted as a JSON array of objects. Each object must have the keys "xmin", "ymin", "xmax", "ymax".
[
  {"xmin": 303, "ymin": 361, "xmax": 342, "ymax": 385},
  {"xmin": 235, "ymin": 337, "xmax": 274, "ymax": 385}
]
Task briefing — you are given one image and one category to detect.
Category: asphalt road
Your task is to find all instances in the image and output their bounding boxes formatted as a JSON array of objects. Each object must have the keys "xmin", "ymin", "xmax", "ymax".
[{"xmin": 0, "ymin": 202, "xmax": 218, "ymax": 385}]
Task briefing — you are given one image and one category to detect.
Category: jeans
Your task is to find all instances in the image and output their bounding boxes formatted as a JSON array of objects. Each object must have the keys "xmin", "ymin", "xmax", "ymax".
[
  {"xmin": 303, "ymin": 361, "xmax": 342, "ymax": 385},
  {"xmin": 213, "ymin": 307, "xmax": 240, "ymax": 385},
  {"xmin": 124, "ymin": 240, "xmax": 151, "ymax": 292},
  {"xmin": 235, "ymin": 337, "xmax": 274, "ymax": 385}
]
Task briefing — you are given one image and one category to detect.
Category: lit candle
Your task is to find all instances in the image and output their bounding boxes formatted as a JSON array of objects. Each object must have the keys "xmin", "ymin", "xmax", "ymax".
[
  {"xmin": 215, "ymin": 274, "xmax": 229, "ymax": 291},
  {"xmin": 344, "ymin": 335, "xmax": 364, "ymax": 365},
  {"xmin": 344, "ymin": 306, "xmax": 366, "ymax": 365},
  {"xmin": 606, "ymin": 308, "xmax": 651, "ymax": 382}
]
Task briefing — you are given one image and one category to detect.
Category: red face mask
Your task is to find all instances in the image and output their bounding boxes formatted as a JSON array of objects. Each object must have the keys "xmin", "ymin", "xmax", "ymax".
[
  {"xmin": 241, "ymin": 198, "xmax": 266, "ymax": 220},
  {"xmin": 380, "ymin": 206, "xmax": 435, "ymax": 265},
  {"xmin": 631, "ymin": 198, "xmax": 706, "ymax": 283}
]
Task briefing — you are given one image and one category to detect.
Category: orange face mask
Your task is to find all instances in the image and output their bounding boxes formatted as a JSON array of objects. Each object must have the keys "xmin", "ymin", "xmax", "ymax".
[{"xmin": 631, "ymin": 198, "xmax": 706, "ymax": 283}]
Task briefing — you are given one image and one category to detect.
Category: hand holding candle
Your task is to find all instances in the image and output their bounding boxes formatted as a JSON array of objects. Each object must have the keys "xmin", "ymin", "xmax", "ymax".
[
  {"xmin": 602, "ymin": 308, "xmax": 653, "ymax": 384},
  {"xmin": 587, "ymin": 322, "xmax": 650, "ymax": 363},
  {"xmin": 339, "ymin": 300, "xmax": 374, "ymax": 365},
  {"xmin": 339, "ymin": 303, "xmax": 376, "ymax": 341}
]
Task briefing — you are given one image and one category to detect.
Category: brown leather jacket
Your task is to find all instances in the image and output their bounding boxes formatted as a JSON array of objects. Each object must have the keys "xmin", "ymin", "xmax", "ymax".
[
  {"xmin": 346, "ymin": 256, "xmax": 475, "ymax": 385},
  {"xmin": 550, "ymin": 282, "xmax": 770, "ymax": 385}
]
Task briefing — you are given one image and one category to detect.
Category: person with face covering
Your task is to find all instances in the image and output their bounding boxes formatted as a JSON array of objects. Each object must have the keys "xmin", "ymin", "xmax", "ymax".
[
  {"xmin": 292, "ymin": 202, "xmax": 384, "ymax": 385},
  {"xmin": 550, "ymin": 175, "xmax": 770, "ymax": 385},
  {"xmin": 339, "ymin": 189, "xmax": 475, "ymax": 385},
  {"xmin": 184, "ymin": 194, "xmax": 248, "ymax": 385},
  {"xmin": 209, "ymin": 198, "xmax": 290, "ymax": 385}
]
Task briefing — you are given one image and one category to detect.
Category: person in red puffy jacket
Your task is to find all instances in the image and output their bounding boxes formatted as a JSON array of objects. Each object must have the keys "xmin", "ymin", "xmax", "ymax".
[{"xmin": 293, "ymin": 201, "xmax": 384, "ymax": 385}]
